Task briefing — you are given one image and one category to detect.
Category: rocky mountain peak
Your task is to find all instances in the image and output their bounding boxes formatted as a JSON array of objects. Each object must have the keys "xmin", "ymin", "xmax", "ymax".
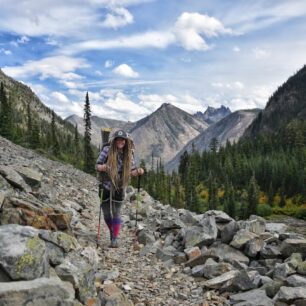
[{"xmin": 194, "ymin": 105, "xmax": 231, "ymax": 125}]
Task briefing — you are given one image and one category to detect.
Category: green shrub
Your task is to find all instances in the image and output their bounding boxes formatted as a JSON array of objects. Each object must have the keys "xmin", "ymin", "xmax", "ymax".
[
  {"xmin": 257, "ymin": 204, "xmax": 273, "ymax": 217},
  {"xmin": 294, "ymin": 207, "xmax": 306, "ymax": 220}
]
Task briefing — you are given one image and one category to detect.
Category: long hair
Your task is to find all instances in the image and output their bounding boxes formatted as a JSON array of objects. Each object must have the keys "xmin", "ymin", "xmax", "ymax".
[{"xmin": 106, "ymin": 137, "xmax": 133, "ymax": 189}]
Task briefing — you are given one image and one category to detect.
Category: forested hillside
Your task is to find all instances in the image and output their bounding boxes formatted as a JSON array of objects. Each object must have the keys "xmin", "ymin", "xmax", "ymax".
[{"xmin": 142, "ymin": 66, "xmax": 306, "ymax": 220}]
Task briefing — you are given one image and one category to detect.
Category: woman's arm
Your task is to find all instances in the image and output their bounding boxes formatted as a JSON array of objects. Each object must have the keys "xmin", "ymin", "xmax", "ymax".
[{"xmin": 131, "ymin": 167, "xmax": 144, "ymax": 176}]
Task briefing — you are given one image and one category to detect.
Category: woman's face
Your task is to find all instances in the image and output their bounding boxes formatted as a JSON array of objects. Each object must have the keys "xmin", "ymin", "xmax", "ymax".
[{"xmin": 115, "ymin": 137, "xmax": 126, "ymax": 150}]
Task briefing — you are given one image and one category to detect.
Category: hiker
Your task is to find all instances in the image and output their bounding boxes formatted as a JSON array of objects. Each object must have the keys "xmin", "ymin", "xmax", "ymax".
[{"xmin": 96, "ymin": 130, "xmax": 144, "ymax": 248}]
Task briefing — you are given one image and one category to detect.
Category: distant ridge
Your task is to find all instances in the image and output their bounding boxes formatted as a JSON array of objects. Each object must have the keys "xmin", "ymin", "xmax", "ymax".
[{"xmin": 166, "ymin": 109, "xmax": 260, "ymax": 172}]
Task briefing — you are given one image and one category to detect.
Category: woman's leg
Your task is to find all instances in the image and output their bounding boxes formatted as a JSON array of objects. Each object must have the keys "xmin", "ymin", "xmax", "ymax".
[
  {"xmin": 110, "ymin": 189, "xmax": 124, "ymax": 240},
  {"xmin": 101, "ymin": 189, "xmax": 113, "ymax": 238}
]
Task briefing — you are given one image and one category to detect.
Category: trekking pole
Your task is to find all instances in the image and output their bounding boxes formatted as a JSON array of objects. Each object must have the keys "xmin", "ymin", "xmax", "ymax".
[
  {"xmin": 135, "ymin": 175, "xmax": 141, "ymax": 229},
  {"xmin": 133, "ymin": 175, "xmax": 141, "ymax": 250},
  {"xmin": 96, "ymin": 186, "xmax": 103, "ymax": 248}
]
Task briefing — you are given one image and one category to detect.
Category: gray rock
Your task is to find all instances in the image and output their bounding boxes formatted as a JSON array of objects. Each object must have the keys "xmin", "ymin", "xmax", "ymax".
[
  {"xmin": 204, "ymin": 270, "xmax": 255, "ymax": 292},
  {"xmin": 280, "ymin": 239, "xmax": 306, "ymax": 259},
  {"xmin": 203, "ymin": 258, "xmax": 234, "ymax": 279},
  {"xmin": 39, "ymin": 230, "xmax": 79, "ymax": 253},
  {"xmin": 0, "ymin": 165, "xmax": 31, "ymax": 192},
  {"xmin": 178, "ymin": 209, "xmax": 198, "ymax": 226},
  {"xmin": 156, "ymin": 246, "xmax": 177, "ymax": 262},
  {"xmin": 0, "ymin": 224, "xmax": 47, "ymax": 280},
  {"xmin": 191, "ymin": 264, "xmax": 205, "ymax": 277},
  {"xmin": 221, "ymin": 220, "xmax": 239, "ymax": 244},
  {"xmin": 137, "ymin": 230, "xmax": 156, "ymax": 245},
  {"xmin": 273, "ymin": 263, "xmax": 295, "ymax": 281},
  {"xmin": 183, "ymin": 216, "xmax": 218, "ymax": 248},
  {"xmin": 45, "ymin": 242, "xmax": 65, "ymax": 266},
  {"xmin": 239, "ymin": 215, "xmax": 266, "ymax": 235},
  {"xmin": 261, "ymin": 280, "xmax": 284, "ymax": 298},
  {"xmin": 266, "ymin": 223, "xmax": 288, "ymax": 234},
  {"xmin": 14, "ymin": 166, "xmax": 42, "ymax": 189},
  {"xmin": 297, "ymin": 261, "xmax": 306, "ymax": 275},
  {"xmin": 203, "ymin": 210, "xmax": 233, "ymax": 223},
  {"xmin": 245, "ymin": 237, "xmax": 265, "ymax": 258},
  {"xmin": 274, "ymin": 286, "xmax": 306, "ymax": 303},
  {"xmin": 55, "ymin": 249, "xmax": 98, "ymax": 304},
  {"xmin": 287, "ymin": 274, "xmax": 306, "ymax": 287},
  {"xmin": 230, "ymin": 288, "xmax": 274, "ymax": 306},
  {"xmin": 260, "ymin": 244, "xmax": 281, "ymax": 259},
  {"xmin": 0, "ymin": 277, "xmax": 76, "ymax": 306},
  {"xmin": 285, "ymin": 253, "xmax": 303, "ymax": 269},
  {"xmin": 205, "ymin": 242, "xmax": 250, "ymax": 266},
  {"xmin": 230, "ymin": 229, "xmax": 258, "ymax": 250}
]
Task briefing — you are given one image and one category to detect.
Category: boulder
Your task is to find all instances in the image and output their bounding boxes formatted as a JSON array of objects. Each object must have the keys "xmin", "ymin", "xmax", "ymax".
[
  {"xmin": 14, "ymin": 166, "xmax": 42, "ymax": 190},
  {"xmin": 286, "ymin": 274, "xmax": 306, "ymax": 287},
  {"xmin": 244, "ymin": 237, "xmax": 265, "ymax": 258},
  {"xmin": 266, "ymin": 223, "xmax": 288, "ymax": 234},
  {"xmin": 0, "ymin": 165, "xmax": 31, "ymax": 192},
  {"xmin": 220, "ymin": 220, "xmax": 239, "ymax": 244},
  {"xmin": 203, "ymin": 258, "xmax": 234, "ymax": 279},
  {"xmin": 238, "ymin": 215, "xmax": 266, "ymax": 235},
  {"xmin": 0, "ymin": 224, "xmax": 47, "ymax": 280},
  {"xmin": 0, "ymin": 277, "xmax": 77, "ymax": 306},
  {"xmin": 230, "ymin": 229, "xmax": 258, "ymax": 250},
  {"xmin": 230, "ymin": 288, "xmax": 274, "ymax": 306},
  {"xmin": 280, "ymin": 239, "xmax": 306, "ymax": 259},
  {"xmin": 273, "ymin": 286, "xmax": 306, "ymax": 304}
]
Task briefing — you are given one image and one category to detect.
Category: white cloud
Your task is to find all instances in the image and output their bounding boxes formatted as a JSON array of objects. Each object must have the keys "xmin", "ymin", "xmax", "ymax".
[
  {"xmin": 101, "ymin": 7, "xmax": 133, "ymax": 29},
  {"xmin": 17, "ymin": 36, "xmax": 30, "ymax": 44},
  {"xmin": 0, "ymin": 48, "xmax": 12, "ymax": 55},
  {"xmin": 211, "ymin": 81, "xmax": 244, "ymax": 90},
  {"xmin": 3, "ymin": 55, "xmax": 89, "ymax": 81},
  {"xmin": 51, "ymin": 91, "xmax": 70, "ymax": 103},
  {"xmin": 95, "ymin": 70, "xmax": 103, "ymax": 76},
  {"xmin": 93, "ymin": 91, "xmax": 148, "ymax": 121},
  {"xmin": 233, "ymin": 46, "xmax": 240, "ymax": 52},
  {"xmin": 138, "ymin": 93, "xmax": 205, "ymax": 114},
  {"xmin": 113, "ymin": 64, "xmax": 139, "ymax": 78},
  {"xmin": 224, "ymin": 1, "xmax": 306, "ymax": 33},
  {"xmin": 173, "ymin": 12, "xmax": 232, "ymax": 51},
  {"xmin": 253, "ymin": 47, "xmax": 270, "ymax": 59},
  {"xmin": 105, "ymin": 60, "xmax": 114, "ymax": 68},
  {"xmin": 63, "ymin": 31, "xmax": 175, "ymax": 54}
]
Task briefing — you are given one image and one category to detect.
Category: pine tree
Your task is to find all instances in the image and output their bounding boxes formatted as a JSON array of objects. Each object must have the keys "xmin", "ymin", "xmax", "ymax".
[
  {"xmin": 268, "ymin": 182, "xmax": 274, "ymax": 206},
  {"xmin": 246, "ymin": 174, "xmax": 259, "ymax": 218},
  {"xmin": 0, "ymin": 82, "xmax": 13, "ymax": 139},
  {"xmin": 51, "ymin": 111, "xmax": 60, "ymax": 157},
  {"xmin": 83, "ymin": 92, "xmax": 94, "ymax": 173},
  {"xmin": 29, "ymin": 119, "xmax": 40, "ymax": 149},
  {"xmin": 207, "ymin": 171, "xmax": 218, "ymax": 210}
]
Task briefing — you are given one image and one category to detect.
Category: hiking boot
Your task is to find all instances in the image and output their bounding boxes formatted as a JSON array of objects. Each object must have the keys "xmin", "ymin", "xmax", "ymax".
[{"xmin": 109, "ymin": 238, "xmax": 119, "ymax": 248}]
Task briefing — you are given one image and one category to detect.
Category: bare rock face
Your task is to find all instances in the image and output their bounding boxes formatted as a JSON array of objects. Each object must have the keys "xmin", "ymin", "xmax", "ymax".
[{"xmin": 166, "ymin": 109, "xmax": 260, "ymax": 172}]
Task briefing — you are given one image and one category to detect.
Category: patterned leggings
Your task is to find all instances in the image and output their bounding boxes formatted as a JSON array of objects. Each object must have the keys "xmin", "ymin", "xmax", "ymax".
[{"xmin": 101, "ymin": 188, "xmax": 124, "ymax": 239}]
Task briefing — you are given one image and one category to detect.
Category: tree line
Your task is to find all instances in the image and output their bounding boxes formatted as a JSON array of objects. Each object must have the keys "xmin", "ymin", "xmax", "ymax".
[
  {"xmin": 140, "ymin": 120, "xmax": 306, "ymax": 220},
  {"xmin": 0, "ymin": 82, "xmax": 96, "ymax": 174}
]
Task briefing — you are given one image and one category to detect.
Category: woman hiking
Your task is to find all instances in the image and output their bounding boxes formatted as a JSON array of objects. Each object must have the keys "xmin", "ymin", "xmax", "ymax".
[{"xmin": 96, "ymin": 130, "xmax": 144, "ymax": 248}]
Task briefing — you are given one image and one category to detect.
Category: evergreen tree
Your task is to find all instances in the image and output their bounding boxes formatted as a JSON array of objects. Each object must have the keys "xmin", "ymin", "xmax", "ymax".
[
  {"xmin": 73, "ymin": 124, "xmax": 81, "ymax": 165},
  {"xmin": 83, "ymin": 92, "xmax": 95, "ymax": 173},
  {"xmin": 246, "ymin": 174, "xmax": 259, "ymax": 218},
  {"xmin": 29, "ymin": 119, "xmax": 40, "ymax": 149},
  {"xmin": 279, "ymin": 180, "xmax": 286, "ymax": 208},
  {"xmin": 268, "ymin": 182, "xmax": 274, "ymax": 206},
  {"xmin": 0, "ymin": 82, "xmax": 13, "ymax": 139},
  {"xmin": 51, "ymin": 111, "xmax": 60, "ymax": 157},
  {"xmin": 207, "ymin": 171, "xmax": 218, "ymax": 210}
]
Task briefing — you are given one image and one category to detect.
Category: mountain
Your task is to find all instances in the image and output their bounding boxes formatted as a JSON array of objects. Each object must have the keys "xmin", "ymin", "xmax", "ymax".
[
  {"xmin": 166, "ymin": 109, "xmax": 260, "ymax": 172},
  {"xmin": 0, "ymin": 69, "xmax": 78, "ymax": 149},
  {"xmin": 66, "ymin": 114, "xmax": 128, "ymax": 146},
  {"xmin": 245, "ymin": 65, "xmax": 306, "ymax": 137},
  {"xmin": 127, "ymin": 103, "xmax": 208, "ymax": 164},
  {"xmin": 194, "ymin": 105, "xmax": 231, "ymax": 125},
  {"xmin": 67, "ymin": 103, "xmax": 208, "ymax": 164}
]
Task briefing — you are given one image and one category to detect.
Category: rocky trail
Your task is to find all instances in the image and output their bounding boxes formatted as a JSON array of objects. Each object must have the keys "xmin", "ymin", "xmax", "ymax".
[{"xmin": 1, "ymin": 135, "xmax": 306, "ymax": 306}]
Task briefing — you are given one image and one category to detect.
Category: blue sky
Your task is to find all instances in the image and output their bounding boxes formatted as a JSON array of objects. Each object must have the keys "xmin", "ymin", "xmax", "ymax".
[{"xmin": 1, "ymin": 0, "xmax": 306, "ymax": 121}]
